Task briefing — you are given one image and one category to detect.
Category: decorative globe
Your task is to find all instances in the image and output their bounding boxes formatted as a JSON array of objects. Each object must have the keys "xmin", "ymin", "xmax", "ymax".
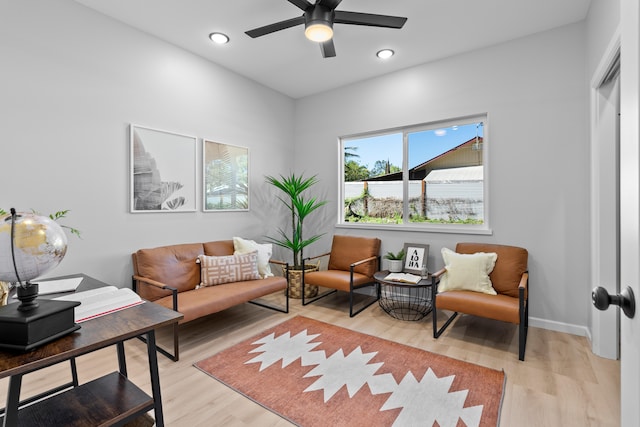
[{"xmin": 0, "ymin": 211, "xmax": 68, "ymax": 284}]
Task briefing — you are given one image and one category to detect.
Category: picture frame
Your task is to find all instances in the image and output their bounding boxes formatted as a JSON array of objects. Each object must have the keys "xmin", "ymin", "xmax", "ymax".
[
  {"xmin": 130, "ymin": 124, "xmax": 197, "ymax": 213},
  {"xmin": 402, "ymin": 243, "xmax": 429, "ymax": 275},
  {"xmin": 203, "ymin": 140, "xmax": 249, "ymax": 211}
]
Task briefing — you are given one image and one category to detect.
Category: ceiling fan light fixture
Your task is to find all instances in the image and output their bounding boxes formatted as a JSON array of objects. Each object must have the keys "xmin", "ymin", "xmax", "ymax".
[
  {"xmin": 305, "ymin": 22, "xmax": 333, "ymax": 42},
  {"xmin": 376, "ymin": 49, "xmax": 395, "ymax": 59},
  {"xmin": 209, "ymin": 32, "xmax": 230, "ymax": 44}
]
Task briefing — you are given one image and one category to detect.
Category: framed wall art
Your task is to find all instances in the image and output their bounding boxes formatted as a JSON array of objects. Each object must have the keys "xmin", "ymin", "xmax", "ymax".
[
  {"xmin": 203, "ymin": 140, "xmax": 249, "ymax": 211},
  {"xmin": 402, "ymin": 243, "xmax": 429, "ymax": 275},
  {"xmin": 130, "ymin": 124, "xmax": 197, "ymax": 212}
]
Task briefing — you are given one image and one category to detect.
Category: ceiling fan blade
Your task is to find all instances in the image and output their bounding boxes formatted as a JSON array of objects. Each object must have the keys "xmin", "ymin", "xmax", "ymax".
[
  {"xmin": 320, "ymin": 39, "xmax": 336, "ymax": 58},
  {"xmin": 288, "ymin": 0, "xmax": 313, "ymax": 11},
  {"xmin": 334, "ymin": 11, "xmax": 407, "ymax": 28},
  {"xmin": 245, "ymin": 16, "xmax": 305, "ymax": 38},
  {"xmin": 318, "ymin": 0, "xmax": 343, "ymax": 10}
]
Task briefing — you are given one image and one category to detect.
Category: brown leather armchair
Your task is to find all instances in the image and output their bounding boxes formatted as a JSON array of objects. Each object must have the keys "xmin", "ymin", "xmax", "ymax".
[
  {"xmin": 432, "ymin": 243, "xmax": 529, "ymax": 360},
  {"xmin": 302, "ymin": 235, "xmax": 381, "ymax": 317}
]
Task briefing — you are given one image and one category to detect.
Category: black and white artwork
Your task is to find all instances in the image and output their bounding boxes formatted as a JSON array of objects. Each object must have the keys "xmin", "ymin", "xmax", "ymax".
[
  {"xmin": 402, "ymin": 243, "xmax": 429, "ymax": 275},
  {"xmin": 130, "ymin": 125, "xmax": 196, "ymax": 212}
]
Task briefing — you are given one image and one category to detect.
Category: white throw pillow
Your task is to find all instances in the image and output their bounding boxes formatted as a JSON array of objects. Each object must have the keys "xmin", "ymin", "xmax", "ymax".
[
  {"xmin": 233, "ymin": 236, "xmax": 274, "ymax": 278},
  {"xmin": 438, "ymin": 247, "xmax": 498, "ymax": 295}
]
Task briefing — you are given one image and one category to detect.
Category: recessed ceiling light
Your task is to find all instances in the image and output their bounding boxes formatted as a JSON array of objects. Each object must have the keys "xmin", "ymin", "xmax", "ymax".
[
  {"xmin": 209, "ymin": 32, "xmax": 229, "ymax": 44},
  {"xmin": 376, "ymin": 49, "xmax": 394, "ymax": 59}
]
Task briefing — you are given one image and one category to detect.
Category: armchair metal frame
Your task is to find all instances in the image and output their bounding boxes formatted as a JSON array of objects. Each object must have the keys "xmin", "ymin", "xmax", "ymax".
[
  {"xmin": 432, "ymin": 268, "xmax": 529, "ymax": 361},
  {"xmin": 300, "ymin": 253, "xmax": 381, "ymax": 317}
]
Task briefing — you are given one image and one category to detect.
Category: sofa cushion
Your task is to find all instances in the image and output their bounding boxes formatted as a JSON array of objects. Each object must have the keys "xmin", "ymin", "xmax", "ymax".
[
  {"xmin": 233, "ymin": 236, "xmax": 274, "ymax": 278},
  {"xmin": 455, "ymin": 243, "xmax": 528, "ymax": 298},
  {"xmin": 203, "ymin": 240, "xmax": 235, "ymax": 256},
  {"xmin": 133, "ymin": 243, "xmax": 204, "ymax": 300},
  {"xmin": 438, "ymin": 247, "xmax": 498, "ymax": 295},
  {"xmin": 327, "ymin": 235, "xmax": 381, "ymax": 277},
  {"xmin": 197, "ymin": 252, "xmax": 260, "ymax": 287},
  {"xmin": 153, "ymin": 276, "xmax": 287, "ymax": 323},
  {"xmin": 436, "ymin": 290, "xmax": 520, "ymax": 324}
]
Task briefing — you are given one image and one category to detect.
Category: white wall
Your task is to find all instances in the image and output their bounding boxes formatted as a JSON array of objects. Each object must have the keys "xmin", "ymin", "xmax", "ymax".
[
  {"xmin": 586, "ymin": 0, "xmax": 621, "ymax": 78},
  {"xmin": 0, "ymin": 0, "xmax": 295, "ymax": 286},
  {"xmin": 294, "ymin": 23, "xmax": 590, "ymax": 332}
]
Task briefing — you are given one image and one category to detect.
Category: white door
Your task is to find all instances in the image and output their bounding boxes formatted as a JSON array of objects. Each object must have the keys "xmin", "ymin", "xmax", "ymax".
[{"xmin": 619, "ymin": 1, "xmax": 640, "ymax": 424}]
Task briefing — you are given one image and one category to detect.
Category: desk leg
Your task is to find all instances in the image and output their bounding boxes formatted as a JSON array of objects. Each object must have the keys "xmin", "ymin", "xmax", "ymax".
[
  {"xmin": 4, "ymin": 374, "xmax": 22, "ymax": 427},
  {"xmin": 117, "ymin": 341, "xmax": 127, "ymax": 377},
  {"xmin": 146, "ymin": 330, "xmax": 164, "ymax": 427},
  {"xmin": 70, "ymin": 358, "xmax": 79, "ymax": 386}
]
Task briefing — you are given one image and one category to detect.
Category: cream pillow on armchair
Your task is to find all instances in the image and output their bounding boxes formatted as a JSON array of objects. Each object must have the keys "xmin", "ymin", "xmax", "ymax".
[{"xmin": 438, "ymin": 247, "xmax": 498, "ymax": 295}]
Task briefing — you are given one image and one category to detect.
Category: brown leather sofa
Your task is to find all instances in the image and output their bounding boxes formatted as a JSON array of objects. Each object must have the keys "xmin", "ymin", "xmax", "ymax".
[
  {"xmin": 132, "ymin": 240, "xmax": 288, "ymax": 361},
  {"xmin": 432, "ymin": 242, "xmax": 529, "ymax": 360}
]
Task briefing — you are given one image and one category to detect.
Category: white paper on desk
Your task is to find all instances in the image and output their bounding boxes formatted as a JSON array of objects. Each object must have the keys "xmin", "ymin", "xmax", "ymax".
[{"xmin": 12, "ymin": 277, "xmax": 83, "ymax": 298}]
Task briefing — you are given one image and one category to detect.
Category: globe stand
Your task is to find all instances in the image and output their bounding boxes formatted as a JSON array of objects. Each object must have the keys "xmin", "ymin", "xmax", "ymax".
[
  {"xmin": 17, "ymin": 282, "xmax": 39, "ymax": 311},
  {"xmin": 0, "ymin": 289, "xmax": 81, "ymax": 351}
]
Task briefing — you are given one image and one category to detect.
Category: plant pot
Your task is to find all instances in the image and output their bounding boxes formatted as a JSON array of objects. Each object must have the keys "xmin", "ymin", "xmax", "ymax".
[
  {"xmin": 283, "ymin": 262, "xmax": 320, "ymax": 299},
  {"xmin": 388, "ymin": 259, "xmax": 403, "ymax": 273}
]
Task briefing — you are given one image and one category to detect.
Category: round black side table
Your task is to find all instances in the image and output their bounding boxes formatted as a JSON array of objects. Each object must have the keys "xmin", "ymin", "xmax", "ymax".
[{"xmin": 374, "ymin": 270, "xmax": 436, "ymax": 321}]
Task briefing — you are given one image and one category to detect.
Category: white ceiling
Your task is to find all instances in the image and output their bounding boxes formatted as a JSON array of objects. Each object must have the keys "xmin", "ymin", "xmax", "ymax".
[{"xmin": 74, "ymin": 0, "xmax": 592, "ymax": 99}]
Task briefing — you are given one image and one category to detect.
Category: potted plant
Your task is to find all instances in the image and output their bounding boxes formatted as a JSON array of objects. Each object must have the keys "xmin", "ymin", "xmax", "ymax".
[
  {"xmin": 384, "ymin": 249, "xmax": 405, "ymax": 273},
  {"xmin": 265, "ymin": 173, "xmax": 327, "ymax": 298}
]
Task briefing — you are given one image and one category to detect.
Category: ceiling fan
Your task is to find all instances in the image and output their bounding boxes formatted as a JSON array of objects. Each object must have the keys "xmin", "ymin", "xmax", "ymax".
[{"xmin": 245, "ymin": 0, "xmax": 408, "ymax": 58}]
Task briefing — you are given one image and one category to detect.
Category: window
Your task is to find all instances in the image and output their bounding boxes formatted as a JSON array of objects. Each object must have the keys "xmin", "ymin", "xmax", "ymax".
[{"xmin": 340, "ymin": 115, "xmax": 488, "ymax": 232}]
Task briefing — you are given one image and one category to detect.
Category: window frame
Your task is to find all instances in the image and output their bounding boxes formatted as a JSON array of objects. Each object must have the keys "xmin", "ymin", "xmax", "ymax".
[{"xmin": 337, "ymin": 114, "xmax": 491, "ymax": 235}]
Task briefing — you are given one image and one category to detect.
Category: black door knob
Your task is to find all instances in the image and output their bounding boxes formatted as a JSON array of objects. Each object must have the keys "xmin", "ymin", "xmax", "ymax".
[{"xmin": 592, "ymin": 286, "xmax": 636, "ymax": 319}]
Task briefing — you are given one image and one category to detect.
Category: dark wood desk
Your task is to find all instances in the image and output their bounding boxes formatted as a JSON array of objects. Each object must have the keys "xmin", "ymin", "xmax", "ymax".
[{"xmin": 0, "ymin": 274, "xmax": 183, "ymax": 426}]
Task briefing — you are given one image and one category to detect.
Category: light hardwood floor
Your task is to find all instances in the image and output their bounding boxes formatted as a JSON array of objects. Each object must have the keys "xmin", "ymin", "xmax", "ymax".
[{"xmin": 0, "ymin": 292, "xmax": 620, "ymax": 426}]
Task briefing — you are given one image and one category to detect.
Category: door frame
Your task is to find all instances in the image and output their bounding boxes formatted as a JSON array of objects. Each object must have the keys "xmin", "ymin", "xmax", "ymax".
[{"xmin": 589, "ymin": 28, "xmax": 621, "ymax": 359}]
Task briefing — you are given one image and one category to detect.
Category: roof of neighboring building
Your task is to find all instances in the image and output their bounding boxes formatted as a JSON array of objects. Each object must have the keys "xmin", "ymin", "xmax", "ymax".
[{"xmin": 365, "ymin": 136, "xmax": 483, "ymax": 182}]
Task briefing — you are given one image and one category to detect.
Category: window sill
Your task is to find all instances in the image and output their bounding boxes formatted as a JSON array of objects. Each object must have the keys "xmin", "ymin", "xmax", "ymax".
[{"xmin": 335, "ymin": 222, "xmax": 493, "ymax": 236}]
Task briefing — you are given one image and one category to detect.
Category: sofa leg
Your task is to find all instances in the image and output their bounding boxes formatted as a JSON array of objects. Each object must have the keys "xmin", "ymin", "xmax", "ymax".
[
  {"xmin": 173, "ymin": 322, "xmax": 180, "ymax": 361},
  {"xmin": 519, "ymin": 321, "xmax": 527, "ymax": 361},
  {"xmin": 248, "ymin": 297, "xmax": 289, "ymax": 314},
  {"xmin": 519, "ymin": 305, "xmax": 528, "ymax": 361},
  {"xmin": 137, "ymin": 322, "xmax": 179, "ymax": 362}
]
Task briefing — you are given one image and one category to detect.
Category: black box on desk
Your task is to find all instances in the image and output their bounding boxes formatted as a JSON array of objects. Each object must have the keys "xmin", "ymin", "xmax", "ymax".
[{"xmin": 0, "ymin": 300, "xmax": 80, "ymax": 351}]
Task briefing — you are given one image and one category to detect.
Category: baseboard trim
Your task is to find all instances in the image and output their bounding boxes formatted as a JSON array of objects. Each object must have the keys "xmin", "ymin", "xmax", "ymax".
[{"xmin": 529, "ymin": 316, "xmax": 589, "ymax": 337}]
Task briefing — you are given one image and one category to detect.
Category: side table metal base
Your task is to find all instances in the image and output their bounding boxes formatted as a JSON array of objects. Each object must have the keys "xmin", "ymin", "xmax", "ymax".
[
  {"xmin": 379, "ymin": 288, "xmax": 432, "ymax": 321},
  {"xmin": 374, "ymin": 270, "xmax": 435, "ymax": 321}
]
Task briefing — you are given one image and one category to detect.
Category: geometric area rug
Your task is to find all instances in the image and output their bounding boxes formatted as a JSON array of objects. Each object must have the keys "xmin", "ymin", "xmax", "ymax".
[{"xmin": 194, "ymin": 316, "xmax": 505, "ymax": 427}]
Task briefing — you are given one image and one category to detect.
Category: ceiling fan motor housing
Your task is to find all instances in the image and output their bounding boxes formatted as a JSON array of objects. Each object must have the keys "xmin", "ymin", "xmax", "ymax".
[{"xmin": 305, "ymin": 5, "xmax": 335, "ymax": 30}]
